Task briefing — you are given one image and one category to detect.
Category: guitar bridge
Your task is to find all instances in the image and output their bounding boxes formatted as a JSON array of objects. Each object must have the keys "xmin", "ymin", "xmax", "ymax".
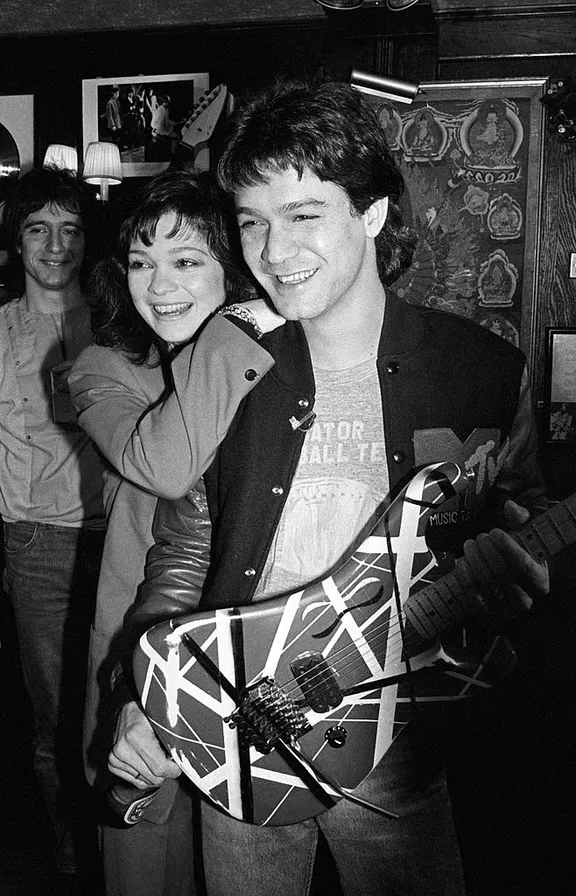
[{"xmin": 225, "ymin": 678, "xmax": 312, "ymax": 754}]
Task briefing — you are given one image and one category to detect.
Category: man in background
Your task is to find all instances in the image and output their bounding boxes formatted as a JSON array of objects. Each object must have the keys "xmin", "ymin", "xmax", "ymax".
[{"xmin": 0, "ymin": 166, "xmax": 105, "ymax": 894}]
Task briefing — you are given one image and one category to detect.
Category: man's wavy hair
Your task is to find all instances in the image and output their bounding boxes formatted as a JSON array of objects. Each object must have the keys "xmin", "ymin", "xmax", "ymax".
[
  {"xmin": 217, "ymin": 78, "xmax": 417, "ymax": 286},
  {"xmin": 88, "ymin": 167, "xmax": 257, "ymax": 365},
  {"xmin": 2, "ymin": 165, "xmax": 102, "ymax": 283}
]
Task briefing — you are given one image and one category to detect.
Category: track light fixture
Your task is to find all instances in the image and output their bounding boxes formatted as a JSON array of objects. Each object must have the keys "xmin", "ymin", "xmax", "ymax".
[{"xmin": 350, "ymin": 69, "xmax": 419, "ymax": 105}]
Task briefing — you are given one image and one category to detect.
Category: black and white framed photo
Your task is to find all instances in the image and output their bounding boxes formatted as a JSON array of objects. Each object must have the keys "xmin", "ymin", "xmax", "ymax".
[
  {"xmin": 545, "ymin": 328, "xmax": 576, "ymax": 442},
  {"xmin": 82, "ymin": 72, "xmax": 210, "ymax": 177}
]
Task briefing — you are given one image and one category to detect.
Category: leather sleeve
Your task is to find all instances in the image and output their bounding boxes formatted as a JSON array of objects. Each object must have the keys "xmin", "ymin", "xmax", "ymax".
[{"xmin": 129, "ymin": 481, "xmax": 212, "ymax": 637}]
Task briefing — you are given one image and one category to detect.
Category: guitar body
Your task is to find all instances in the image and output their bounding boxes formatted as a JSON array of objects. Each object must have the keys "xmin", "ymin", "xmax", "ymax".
[{"xmin": 133, "ymin": 462, "xmax": 510, "ymax": 825}]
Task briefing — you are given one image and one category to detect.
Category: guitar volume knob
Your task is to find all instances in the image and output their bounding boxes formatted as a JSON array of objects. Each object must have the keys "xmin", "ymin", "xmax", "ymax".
[{"xmin": 325, "ymin": 725, "xmax": 347, "ymax": 748}]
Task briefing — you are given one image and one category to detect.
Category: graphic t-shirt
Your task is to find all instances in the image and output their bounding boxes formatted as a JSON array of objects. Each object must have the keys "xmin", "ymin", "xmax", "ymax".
[{"xmin": 255, "ymin": 358, "xmax": 388, "ymax": 600}]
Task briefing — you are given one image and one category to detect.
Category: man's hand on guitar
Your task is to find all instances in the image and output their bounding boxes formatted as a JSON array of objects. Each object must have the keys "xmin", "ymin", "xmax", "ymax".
[
  {"xmin": 108, "ymin": 700, "xmax": 182, "ymax": 791},
  {"xmin": 456, "ymin": 499, "xmax": 549, "ymax": 617}
]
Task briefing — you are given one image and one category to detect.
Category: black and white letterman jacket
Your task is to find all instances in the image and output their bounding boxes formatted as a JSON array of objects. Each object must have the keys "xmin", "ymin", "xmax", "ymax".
[{"xmin": 136, "ymin": 289, "xmax": 547, "ymax": 625}]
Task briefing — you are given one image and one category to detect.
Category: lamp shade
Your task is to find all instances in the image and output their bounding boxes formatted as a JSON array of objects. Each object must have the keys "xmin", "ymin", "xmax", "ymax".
[
  {"xmin": 350, "ymin": 69, "xmax": 420, "ymax": 104},
  {"xmin": 43, "ymin": 144, "xmax": 78, "ymax": 173},
  {"xmin": 83, "ymin": 142, "xmax": 123, "ymax": 200}
]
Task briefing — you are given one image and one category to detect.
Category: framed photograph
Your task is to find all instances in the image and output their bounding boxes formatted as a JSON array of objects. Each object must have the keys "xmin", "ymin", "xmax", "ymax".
[
  {"xmin": 363, "ymin": 78, "xmax": 547, "ymax": 365},
  {"xmin": 545, "ymin": 328, "xmax": 576, "ymax": 442},
  {"xmin": 82, "ymin": 73, "xmax": 210, "ymax": 178},
  {"xmin": 0, "ymin": 95, "xmax": 34, "ymax": 204}
]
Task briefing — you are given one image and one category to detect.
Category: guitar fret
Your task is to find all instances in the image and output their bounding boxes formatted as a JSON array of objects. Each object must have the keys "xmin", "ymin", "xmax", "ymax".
[
  {"xmin": 517, "ymin": 497, "xmax": 576, "ymax": 560},
  {"xmin": 405, "ymin": 572, "xmax": 466, "ymax": 642}
]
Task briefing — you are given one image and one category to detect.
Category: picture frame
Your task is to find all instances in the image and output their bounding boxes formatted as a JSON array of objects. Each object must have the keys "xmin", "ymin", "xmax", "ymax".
[
  {"xmin": 82, "ymin": 73, "xmax": 210, "ymax": 178},
  {"xmin": 544, "ymin": 327, "xmax": 576, "ymax": 443},
  {"xmin": 363, "ymin": 78, "xmax": 547, "ymax": 365},
  {"xmin": 0, "ymin": 94, "xmax": 34, "ymax": 188}
]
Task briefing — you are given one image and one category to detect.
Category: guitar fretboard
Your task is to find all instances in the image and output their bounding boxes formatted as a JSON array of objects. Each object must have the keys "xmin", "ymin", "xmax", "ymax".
[{"xmin": 405, "ymin": 494, "xmax": 576, "ymax": 646}]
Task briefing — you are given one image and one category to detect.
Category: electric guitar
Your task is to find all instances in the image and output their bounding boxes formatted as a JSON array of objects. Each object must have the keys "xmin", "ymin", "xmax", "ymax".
[{"xmin": 133, "ymin": 462, "xmax": 574, "ymax": 826}]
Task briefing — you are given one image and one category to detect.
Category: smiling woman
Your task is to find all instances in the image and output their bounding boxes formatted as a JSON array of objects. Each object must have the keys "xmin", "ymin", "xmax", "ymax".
[{"xmin": 127, "ymin": 211, "xmax": 225, "ymax": 346}]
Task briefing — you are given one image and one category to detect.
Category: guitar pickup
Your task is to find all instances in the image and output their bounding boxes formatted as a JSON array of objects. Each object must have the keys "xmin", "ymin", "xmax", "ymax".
[{"xmin": 291, "ymin": 652, "xmax": 343, "ymax": 713}]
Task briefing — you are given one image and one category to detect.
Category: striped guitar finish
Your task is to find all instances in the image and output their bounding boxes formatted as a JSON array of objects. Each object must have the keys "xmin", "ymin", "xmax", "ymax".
[{"xmin": 133, "ymin": 462, "xmax": 574, "ymax": 826}]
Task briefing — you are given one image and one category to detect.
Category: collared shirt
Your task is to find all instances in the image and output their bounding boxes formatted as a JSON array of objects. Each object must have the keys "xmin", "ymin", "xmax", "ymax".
[{"xmin": 0, "ymin": 295, "xmax": 105, "ymax": 527}]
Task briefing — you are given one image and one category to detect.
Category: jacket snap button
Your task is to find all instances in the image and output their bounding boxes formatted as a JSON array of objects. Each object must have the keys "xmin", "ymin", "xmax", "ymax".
[
  {"xmin": 272, "ymin": 486, "xmax": 284, "ymax": 496},
  {"xmin": 244, "ymin": 369, "xmax": 258, "ymax": 381},
  {"xmin": 298, "ymin": 398, "xmax": 309, "ymax": 408},
  {"xmin": 386, "ymin": 362, "xmax": 399, "ymax": 375},
  {"xmin": 244, "ymin": 567, "xmax": 256, "ymax": 577},
  {"xmin": 393, "ymin": 451, "xmax": 405, "ymax": 464}
]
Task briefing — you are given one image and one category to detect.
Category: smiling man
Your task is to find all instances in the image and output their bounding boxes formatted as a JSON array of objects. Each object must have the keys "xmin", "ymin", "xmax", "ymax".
[
  {"xmin": 114, "ymin": 79, "xmax": 549, "ymax": 896},
  {"xmin": 0, "ymin": 166, "xmax": 105, "ymax": 892}
]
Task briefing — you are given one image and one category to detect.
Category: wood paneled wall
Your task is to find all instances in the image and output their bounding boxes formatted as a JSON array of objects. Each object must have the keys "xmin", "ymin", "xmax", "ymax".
[{"xmin": 0, "ymin": 1, "xmax": 575, "ymax": 487}]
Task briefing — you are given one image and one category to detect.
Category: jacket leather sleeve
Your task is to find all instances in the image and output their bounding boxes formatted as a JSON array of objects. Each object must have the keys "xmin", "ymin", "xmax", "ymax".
[
  {"xmin": 70, "ymin": 314, "xmax": 274, "ymax": 500},
  {"xmin": 130, "ymin": 481, "xmax": 212, "ymax": 636}
]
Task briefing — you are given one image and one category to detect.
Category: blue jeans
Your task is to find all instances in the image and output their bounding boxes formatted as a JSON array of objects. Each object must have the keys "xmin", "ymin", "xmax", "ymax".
[
  {"xmin": 200, "ymin": 721, "xmax": 465, "ymax": 896},
  {"xmin": 2, "ymin": 521, "xmax": 105, "ymax": 874}
]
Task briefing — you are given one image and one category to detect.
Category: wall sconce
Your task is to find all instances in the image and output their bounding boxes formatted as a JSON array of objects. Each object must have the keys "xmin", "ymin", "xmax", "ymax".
[
  {"xmin": 82, "ymin": 142, "xmax": 123, "ymax": 201},
  {"xmin": 350, "ymin": 69, "xmax": 419, "ymax": 104},
  {"xmin": 43, "ymin": 144, "xmax": 78, "ymax": 173}
]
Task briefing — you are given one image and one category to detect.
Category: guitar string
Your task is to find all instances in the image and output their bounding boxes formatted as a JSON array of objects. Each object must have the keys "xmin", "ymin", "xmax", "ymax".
[
  {"xmin": 178, "ymin": 497, "xmax": 574, "ymax": 716},
  {"xmin": 267, "ymin": 553, "xmax": 464, "ymax": 704},
  {"xmin": 258, "ymin": 469, "xmax": 469, "ymax": 702},
  {"xmin": 268, "ymin": 501, "xmax": 573, "ymax": 704},
  {"xmin": 271, "ymin": 499, "xmax": 576, "ymax": 705}
]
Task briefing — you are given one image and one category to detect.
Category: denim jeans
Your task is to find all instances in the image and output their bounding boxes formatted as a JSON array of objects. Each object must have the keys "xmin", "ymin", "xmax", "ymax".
[
  {"xmin": 100, "ymin": 781, "xmax": 201, "ymax": 896},
  {"xmin": 2, "ymin": 521, "xmax": 105, "ymax": 874},
  {"xmin": 200, "ymin": 721, "xmax": 466, "ymax": 896}
]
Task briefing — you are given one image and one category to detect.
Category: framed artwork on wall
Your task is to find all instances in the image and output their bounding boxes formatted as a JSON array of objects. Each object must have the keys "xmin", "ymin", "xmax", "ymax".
[
  {"xmin": 363, "ymin": 78, "xmax": 547, "ymax": 367},
  {"xmin": 544, "ymin": 328, "xmax": 576, "ymax": 443},
  {"xmin": 82, "ymin": 72, "xmax": 210, "ymax": 178},
  {"xmin": 0, "ymin": 95, "xmax": 34, "ymax": 205}
]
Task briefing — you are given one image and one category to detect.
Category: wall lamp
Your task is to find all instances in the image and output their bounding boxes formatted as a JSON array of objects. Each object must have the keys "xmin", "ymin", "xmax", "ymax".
[
  {"xmin": 315, "ymin": 0, "xmax": 420, "ymax": 10},
  {"xmin": 43, "ymin": 144, "xmax": 79, "ymax": 173},
  {"xmin": 350, "ymin": 69, "xmax": 420, "ymax": 104},
  {"xmin": 82, "ymin": 141, "xmax": 123, "ymax": 201}
]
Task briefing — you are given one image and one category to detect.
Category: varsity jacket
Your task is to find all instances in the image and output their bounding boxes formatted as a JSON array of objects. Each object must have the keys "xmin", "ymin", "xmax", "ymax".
[{"xmin": 135, "ymin": 290, "xmax": 546, "ymax": 628}]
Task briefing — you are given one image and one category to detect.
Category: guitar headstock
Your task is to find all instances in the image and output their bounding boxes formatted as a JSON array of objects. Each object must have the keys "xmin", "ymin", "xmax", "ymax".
[{"xmin": 180, "ymin": 84, "xmax": 228, "ymax": 150}]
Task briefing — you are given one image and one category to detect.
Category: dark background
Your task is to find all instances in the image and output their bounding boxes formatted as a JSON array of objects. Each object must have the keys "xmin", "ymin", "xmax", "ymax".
[{"xmin": 1, "ymin": 2, "xmax": 576, "ymax": 893}]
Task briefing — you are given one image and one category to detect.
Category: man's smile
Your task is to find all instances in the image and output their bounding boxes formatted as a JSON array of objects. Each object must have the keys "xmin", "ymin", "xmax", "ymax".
[{"xmin": 275, "ymin": 269, "xmax": 317, "ymax": 285}]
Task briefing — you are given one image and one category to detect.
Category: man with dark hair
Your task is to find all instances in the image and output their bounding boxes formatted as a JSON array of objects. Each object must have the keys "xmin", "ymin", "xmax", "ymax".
[
  {"xmin": 109, "ymin": 79, "xmax": 548, "ymax": 895},
  {"xmin": 0, "ymin": 166, "xmax": 105, "ymax": 891}
]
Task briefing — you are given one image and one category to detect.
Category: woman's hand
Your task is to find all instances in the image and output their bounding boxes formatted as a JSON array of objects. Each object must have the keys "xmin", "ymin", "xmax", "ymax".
[
  {"xmin": 241, "ymin": 298, "xmax": 286, "ymax": 334},
  {"xmin": 108, "ymin": 700, "xmax": 181, "ymax": 790}
]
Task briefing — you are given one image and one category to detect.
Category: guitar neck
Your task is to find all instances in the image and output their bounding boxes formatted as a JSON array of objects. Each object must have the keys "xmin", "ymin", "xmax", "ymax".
[{"xmin": 405, "ymin": 493, "xmax": 576, "ymax": 645}]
